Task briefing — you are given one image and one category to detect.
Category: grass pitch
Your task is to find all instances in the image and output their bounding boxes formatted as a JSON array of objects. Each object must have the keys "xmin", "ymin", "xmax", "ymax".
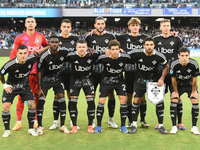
[{"xmin": 0, "ymin": 57, "xmax": 200, "ymax": 150}]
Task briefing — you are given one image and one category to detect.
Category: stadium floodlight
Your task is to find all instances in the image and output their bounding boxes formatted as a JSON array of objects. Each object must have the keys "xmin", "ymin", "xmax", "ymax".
[
  {"xmin": 104, "ymin": 18, "xmax": 107, "ymax": 22},
  {"xmin": 115, "ymin": 18, "xmax": 120, "ymax": 22},
  {"xmin": 156, "ymin": 18, "xmax": 164, "ymax": 22},
  {"xmin": 171, "ymin": 17, "xmax": 174, "ymax": 20}
]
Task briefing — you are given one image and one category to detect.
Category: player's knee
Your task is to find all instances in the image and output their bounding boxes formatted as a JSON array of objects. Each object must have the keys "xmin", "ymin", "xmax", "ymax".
[
  {"xmin": 28, "ymin": 100, "xmax": 35, "ymax": 110},
  {"xmin": 171, "ymin": 97, "xmax": 179, "ymax": 103},
  {"xmin": 99, "ymin": 98, "xmax": 106, "ymax": 104},
  {"xmin": 140, "ymin": 95, "xmax": 146, "ymax": 102},
  {"xmin": 119, "ymin": 96, "xmax": 126, "ymax": 105},
  {"xmin": 134, "ymin": 97, "xmax": 141, "ymax": 104},
  {"xmin": 191, "ymin": 96, "xmax": 199, "ymax": 104},
  {"xmin": 3, "ymin": 103, "xmax": 11, "ymax": 112},
  {"xmin": 56, "ymin": 93, "xmax": 64, "ymax": 99}
]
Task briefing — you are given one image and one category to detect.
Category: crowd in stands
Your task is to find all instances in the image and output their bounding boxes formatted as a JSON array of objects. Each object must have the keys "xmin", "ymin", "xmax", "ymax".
[
  {"xmin": 1, "ymin": 26, "xmax": 200, "ymax": 50},
  {"xmin": 0, "ymin": 0, "xmax": 199, "ymax": 8}
]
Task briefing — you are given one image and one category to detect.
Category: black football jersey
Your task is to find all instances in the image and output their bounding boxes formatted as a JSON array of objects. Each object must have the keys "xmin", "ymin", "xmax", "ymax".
[
  {"xmin": 154, "ymin": 34, "xmax": 183, "ymax": 64},
  {"xmin": 129, "ymin": 49, "xmax": 167, "ymax": 83},
  {"xmin": 66, "ymin": 51, "xmax": 99, "ymax": 78},
  {"xmin": 85, "ymin": 31, "xmax": 115, "ymax": 53},
  {"xmin": 98, "ymin": 53, "xmax": 131, "ymax": 79},
  {"xmin": 170, "ymin": 58, "xmax": 199, "ymax": 85},
  {"xmin": 116, "ymin": 33, "xmax": 148, "ymax": 53},
  {"xmin": 0, "ymin": 52, "xmax": 39, "ymax": 87}
]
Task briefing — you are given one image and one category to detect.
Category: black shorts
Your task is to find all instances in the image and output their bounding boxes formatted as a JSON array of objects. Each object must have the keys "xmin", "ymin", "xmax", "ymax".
[
  {"xmin": 133, "ymin": 83, "xmax": 146, "ymax": 98},
  {"xmin": 99, "ymin": 80, "xmax": 126, "ymax": 97},
  {"xmin": 172, "ymin": 86, "xmax": 199, "ymax": 98},
  {"xmin": 125, "ymin": 72, "xmax": 135, "ymax": 94},
  {"xmin": 61, "ymin": 72, "xmax": 71, "ymax": 91},
  {"xmin": 93, "ymin": 73, "xmax": 102, "ymax": 91},
  {"xmin": 41, "ymin": 79, "xmax": 65, "ymax": 96},
  {"xmin": 70, "ymin": 76, "xmax": 95, "ymax": 96},
  {"xmin": 2, "ymin": 85, "xmax": 35, "ymax": 103},
  {"xmin": 164, "ymin": 75, "xmax": 174, "ymax": 94}
]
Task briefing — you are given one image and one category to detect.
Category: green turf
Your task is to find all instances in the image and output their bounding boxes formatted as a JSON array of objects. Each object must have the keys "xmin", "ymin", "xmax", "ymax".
[{"xmin": 0, "ymin": 57, "xmax": 200, "ymax": 150}]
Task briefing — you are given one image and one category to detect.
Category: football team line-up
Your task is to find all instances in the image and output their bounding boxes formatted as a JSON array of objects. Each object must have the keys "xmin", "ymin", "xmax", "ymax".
[{"xmin": 0, "ymin": 16, "xmax": 199, "ymax": 138}]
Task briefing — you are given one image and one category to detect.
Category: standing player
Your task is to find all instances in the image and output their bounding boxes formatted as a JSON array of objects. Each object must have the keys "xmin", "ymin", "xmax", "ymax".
[
  {"xmin": 116, "ymin": 17, "xmax": 149, "ymax": 128},
  {"xmin": 129, "ymin": 37, "xmax": 169, "ymax": 134},
  {"xmin": 66, "ymin": 40, "xmax": 98, "ymax": 133},
  {"xmin": 154, "ymin": 19, "xmax": 183, "ymax": 130},
  {"xmin": 0, "ymin": 45, "xmax": 48, "ymax": 137},
  {"xmin": 49, "ymin": 19, "xmax": 79, "ymax": 130},
  {"xmin": 86, "ymin": 16, "xmax": 118, "ymax": 128},
  {"xmin": 37, "ymin": 36, "xmax": 70, "ymax": 135},
  {"xmin": 95, "ymin": 40, "xmax": 130, "ymax": 133},
  {"xmin": 169, "ymin": 47, "xmax": 200, "ymax": 135},
  {"xmin": 10, "ymin": 16, "xmax": 48, "ymax": 130}
]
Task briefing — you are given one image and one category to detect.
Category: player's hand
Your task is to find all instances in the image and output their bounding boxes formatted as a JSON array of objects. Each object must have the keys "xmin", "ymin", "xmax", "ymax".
[
  {"xmin": 105, "ymin": 49, "xmax": 111, "ymax": 57},
  {"xmin": 171, "ymin": 91, "xmax": 179, "ymax": 99},
  {"xmin": 89, "ymin": 29, "xmax": 97, "ymax": 36},
  {"xmin": 37, "ymin": 89, "xmax": 45, "ymax": 98},
  {"xmin": 120, "ymin": 49, "xmax": 126, "ymax": 53},
  {"xmin": 87, "ymin": 47, "xmax": 95, "ymax": 56},
  {"xmin": 157, "ymin": 79, "xmax": 164, "ymax": 86},
  {"xmin": 171, "ymin": 31, "xmax": 178, "ymax": 37},
  {"xmin": 5, "ymin": 86, "xmax": 13, "ymax": 94},
  {"xmin": 190, "ymin": 91, "xmax": 199, "ymax": 101}
]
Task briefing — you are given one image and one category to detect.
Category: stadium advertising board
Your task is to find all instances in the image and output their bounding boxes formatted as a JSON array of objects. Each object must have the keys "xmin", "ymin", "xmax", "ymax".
[
  {"xmin": 93, "ymin": 8, "xmax": 122, "ymax": 14},
  {"xmin": 122, "ymin": 8, "xmax": 151, "ymax": 15},
  {"xmin": 163, "ymin": 7, "xmax": 192, "ymax": 15},
  {"xmin": 0, "ymin": 8, "xmax": 62, "ymax": 18}
]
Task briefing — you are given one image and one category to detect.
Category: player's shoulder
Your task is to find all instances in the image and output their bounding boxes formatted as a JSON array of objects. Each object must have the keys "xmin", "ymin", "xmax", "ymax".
[
  {"xmin": 15, "ymin": 33, "xmax": 25, "ymax": 40},
  {"xmin": 189, "ymin": 58, "xmax": 199, "ymax": 68},
  {"xmin": 129, "ymin": 48, "xmax": 144, "ymax": 54},
  {"xmin": 170, "ymin": 59, "xmax": 180, "ymax": 68},
  {"xmin": 98, "ymin": 54, "xmax": 108, "ymax": 60},
  {"xmin": 153, "ymin": 34, "xmax": 162, "ymax": 39},
  {"xmin": 4, "ymin": 58, "xmax": 17, "ymax": 70},
  {"xmin": 120, "ymin": 53, "xmax": 131, "ymax": 59},
  {"xmin": 67, "ymin": 51, "xmax": 77, "ymax": 57},
  {"xmin": 70, "ymin": 33, "xmax": 79, "ymax": 40},
  {"xmin": 27, "ymin": 52, "xmax": 39, "ymax": 60},
  {"xmin": 140, "ymin": 33, "xmax": 149, "ymax": 38},
  {"xmin": 155, "ymin": 50, "xmax": 166, "ymax": 59},
  {"xmin": 39, "ymin": 50, "xmax": 50, "ymax": 61},
  {"xmin": 104, "ymin": 31, "xmax": 115, "ymax": 38},
  {"xmin": 85, "ymin": 32, "xmax": 91, "ymax": 39},
  {"xmin": 35, "ymin": 31, "xmax": 45, "ymax": 37}
]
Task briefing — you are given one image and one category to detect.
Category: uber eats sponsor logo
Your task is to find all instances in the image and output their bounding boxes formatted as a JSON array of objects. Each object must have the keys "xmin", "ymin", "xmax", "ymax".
[
  {"xmin": 158, "ymin": 47, "xmax": 174, "ymax": 54},
  {"xmin": 75, "ymin": 65, "xmax": 91, "ymax": 71},
  {"xmin": 49, "ymin": 64, "xmax": 63, "ymax": 70},
  {"xmin": 15, "ymin": 71, "xmax": 30, "ymax": 78},
  {"xmin": 138, "ymin": 64, "xmax": 154, "ymax": 71},
  {"xmin": 177, "ymin": 74, "xmax": 192, "ymax": 80},
  {"xmin": 92, "ymin": 45, "xmax": 108, "ymax": 52},
  {"xmin": 106, "ymin": 67, "xmax": 123, "ymax": 73},
  {"xmin": 126, "ymin": 44, "xmax": 142, "ymax": 50}
]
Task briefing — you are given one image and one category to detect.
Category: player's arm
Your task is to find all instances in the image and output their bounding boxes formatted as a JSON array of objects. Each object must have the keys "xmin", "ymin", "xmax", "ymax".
[
  {"xmin": 37, "ymin": 46, "xmax": 50, "ymax": 55},
  {"xmin": 190, "ymin": 63, "xmax": 199, "ymax": 99},
  {"xmin": 37, "ymin": 61, "xmax": 45, "ymax": 98},
  {"xmin": 157, "ymin": 64, "xmax": 169, "ymax": 86},
  {"xmin": 0, "ymin": 74, "xmax": 13, "ymax": 94}
]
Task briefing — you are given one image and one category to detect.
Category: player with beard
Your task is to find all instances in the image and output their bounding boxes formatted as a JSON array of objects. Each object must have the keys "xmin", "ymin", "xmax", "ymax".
[
  {"xmin": 85, "ymin": 16, "xmax": 118, "ymax": 129},
  {"xmin": 154, "ymin": 19, "xmax": 183, "ymax": 130},
  {"xmin": 49, "ymin": 19, "xmax": 79, "ymax": 130},
  {"xmin": 128, "ymin": 37, "xmax": 169, "ymax": 134}
]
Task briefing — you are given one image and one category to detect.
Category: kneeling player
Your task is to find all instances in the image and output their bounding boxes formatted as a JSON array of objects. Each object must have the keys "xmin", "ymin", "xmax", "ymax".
[
  {"xmin": 0, "ymin": 45, "xmax": 48, "ymax": 137},
  {"xmin": 37, "ymin": 36, "xmax": 70, "ymax": 135},
  {"xmin": 95, "ymin": 40, "xmax": 130, "ymax": 133},
  {"xmin": 169, "ymin": 47, "xmax": 200, "ymax": 135}
]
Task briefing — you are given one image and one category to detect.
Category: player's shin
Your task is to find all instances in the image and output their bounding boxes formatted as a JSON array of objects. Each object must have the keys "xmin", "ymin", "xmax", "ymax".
[
  {"xmin": 192, "ymin": 103, "xmax": 199, "ymax": 126},
  {"xmin": 86, "ymin": 97, "xmax": 95, "ymax": 126},
  {"xmin": 53, "ymin": 98, "xmax": 59, "ymax": 121},
  {"xmin": 140, "ymin": 101, "xmax": 147, "ymax": 122},
  {"xmin": 58, "ymin": 97, "xmax": 66, "ymax": 126},
  {"xmin": 170, "ymin": 102, "xmax": 178, "ymax": 126},
  {"xmin": 37, "ymin": 97, "xmax": 46, "ymax": 127},
  {"xmin": 70, "ymin": 98, "xmax": 78, "ymax": 126},
  {"xmin": 108, "ymin": 97, "xmax": 115, "ymax": 118},
  {"xmin": 177, "ymin": 100, "xmax": 183, "ymax": 124},
  {"xmin": 27, "ymin": 109, "xmax": 35, "ymax": 129},
  {"xmin": 96, "ymin": 103, "xmax": 105, "ymax": 127},
  {"xmin": 2, "ymin": 112, "xmax": 10, "ymax": 130},
  {"xmin": 156, "ymin": 102, "xmax": 164, "ymax": 125},
  {"xmin": 120, "ymin": 104, "xmax": 127, "ymax": 127},
  {"xmin": 132, "ymin": 103, "xmax": 140, "ymax": 127},
  {"xmin": 127, "ymin": 102, "xmax": 132, "ymax": 122}
]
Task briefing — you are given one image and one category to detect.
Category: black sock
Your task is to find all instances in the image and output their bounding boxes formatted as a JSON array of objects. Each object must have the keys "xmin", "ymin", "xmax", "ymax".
[
  {"xmin": 96, "ymin": 103, "xmax": 104, "ymax": 127},
  {"xmin": 70, "ymin": 98, "xmax": 78, "ymax": 126},
  {"xmin": 37, "ymin": 97, "xmax": 45, "ymax": 127},
  {"xmin": 53, "ymin": 98, "xmax": 59, "ymax": 121},
  {"xmin": 120, "ymin": 104, "xmax": 127, "ymax": 127},
  {"xmin": 156, "ymin": 103, "xmax": 164, "ymax": 124},
  {"xmin": 140, "ymin": 101, "xmax": 147, "ymax": 122},
  {"xmin": 58, "ymin": 97, "xmax": 66, "ymax": 126},
  {"xmin": 68, "ymin": 98, "xmax": 71, "ymax": 115},
  {"xmin": 2, "ymin": 111, "xmax": 10, "ymax": 130},
  {"xmin": 132, "ymin": 103, "xmax": 140, "ymax": 122},
  {"xmin": 177, "ymin": 100, "xmax": 183, "ymax": 124},
  {"xmin": 170, "ymin": 102, "xmax": 177, "ymax": 126},
  {"xmin": 192, "ymin": 103, "xmax": 199, "ymax": 126},
  {"xmin": 127, "ymin": 102, "xmax": 132, "ymax": 123},
  {"xmin": 28, "ymin": 109, "xmax": 35, "ymax": 129},
  {"xmin": 108, "ymin": 97, "xmax": 115, "ymax": 118},
  {"xmin": 86, "ymin": 97, "xmax": 95, "ymax": 126}
]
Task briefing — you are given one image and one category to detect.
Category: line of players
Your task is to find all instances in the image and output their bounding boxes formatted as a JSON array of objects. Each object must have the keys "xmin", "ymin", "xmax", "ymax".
[{"xmin": 0, "ymin": 16, "xmax": 199, "ymax": 137}]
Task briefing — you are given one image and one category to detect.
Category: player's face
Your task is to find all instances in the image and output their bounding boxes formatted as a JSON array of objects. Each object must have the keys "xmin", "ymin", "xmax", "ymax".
[
  {"xmin": 160, "ymin": 22, "xmax": 171, "ymax": 34},
  {"xmin": 17, "ymin": 49, "xmax": 29, "ymax": 64},
  {"xmin": 94, "ymin": 19, "xmax": 106, "ymax": 33},
  {"xmin": 179, "ymin": 52, "xmax": 189, "ymax": 66},
  {"xmin": 49, "ymin": 38, "xmax": 59, "ymax": 51},
  {"xmin": 60, "ymin": 22, "xmax": 72, "ymax": 35},
  {"xmin": 76, "ymin": 43, "xmax": 88, "ymax": 56},
  {"xmin": 109, "ymin": 45, "xmax": 120, "ymax": 59},
  {"xmin": 25, "ymin": 18, "xmax": 37, "ymax": 30},
  {"xmin": 143, "ymin": 41, "xmax": 155, "ymax": 55},
  {"xmin": 128, "ymin": 23, "xmax": 140, "ymax": 34}
]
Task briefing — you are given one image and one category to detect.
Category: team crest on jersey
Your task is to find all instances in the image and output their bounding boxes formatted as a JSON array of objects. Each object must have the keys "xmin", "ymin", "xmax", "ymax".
[
  {"xmin": 2, "ymin": 97, "xmax": 6, "ymax": 102},
  {"xmin": 28, "ymin": 64, "xmax": 32, "ymax": 69},
  {"xmin": 119, "ymin": 62, "xmax": 123, "ymax": 67},
  {"xmin": 36, "ymin": 39, "xmax": 40, "ymax": 43},
  {"xmin": 152, "ymin": 60, "xmax": 157, "ymax": 65},
  {"xmin": 60, "ymin": 57, "xmax": 64, "ymax": 61},
  {"xmin": 87, "ymin": 59, "xmax": 92, "ymax": 64},
  {"xmin": 105, "ymin": 39, "xmax": 109, "ymax": 44},
  {"xmin": 71, "ymin": 40, "xmax": 75, "ymax": 45},
  {"xmin": 187, "ymin": 69, "xmax": 192, "ymax": 73},
  {"xmin": 170, "ymin": 41, "xmax": 174, "ymax": 46},
  {"xmin": 139, "ymin": 39, "xmax": 143, "ymax": 43},
  {"xmin": 1, "ymin": 69, "xmax": 5, "ymax": 75}
]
